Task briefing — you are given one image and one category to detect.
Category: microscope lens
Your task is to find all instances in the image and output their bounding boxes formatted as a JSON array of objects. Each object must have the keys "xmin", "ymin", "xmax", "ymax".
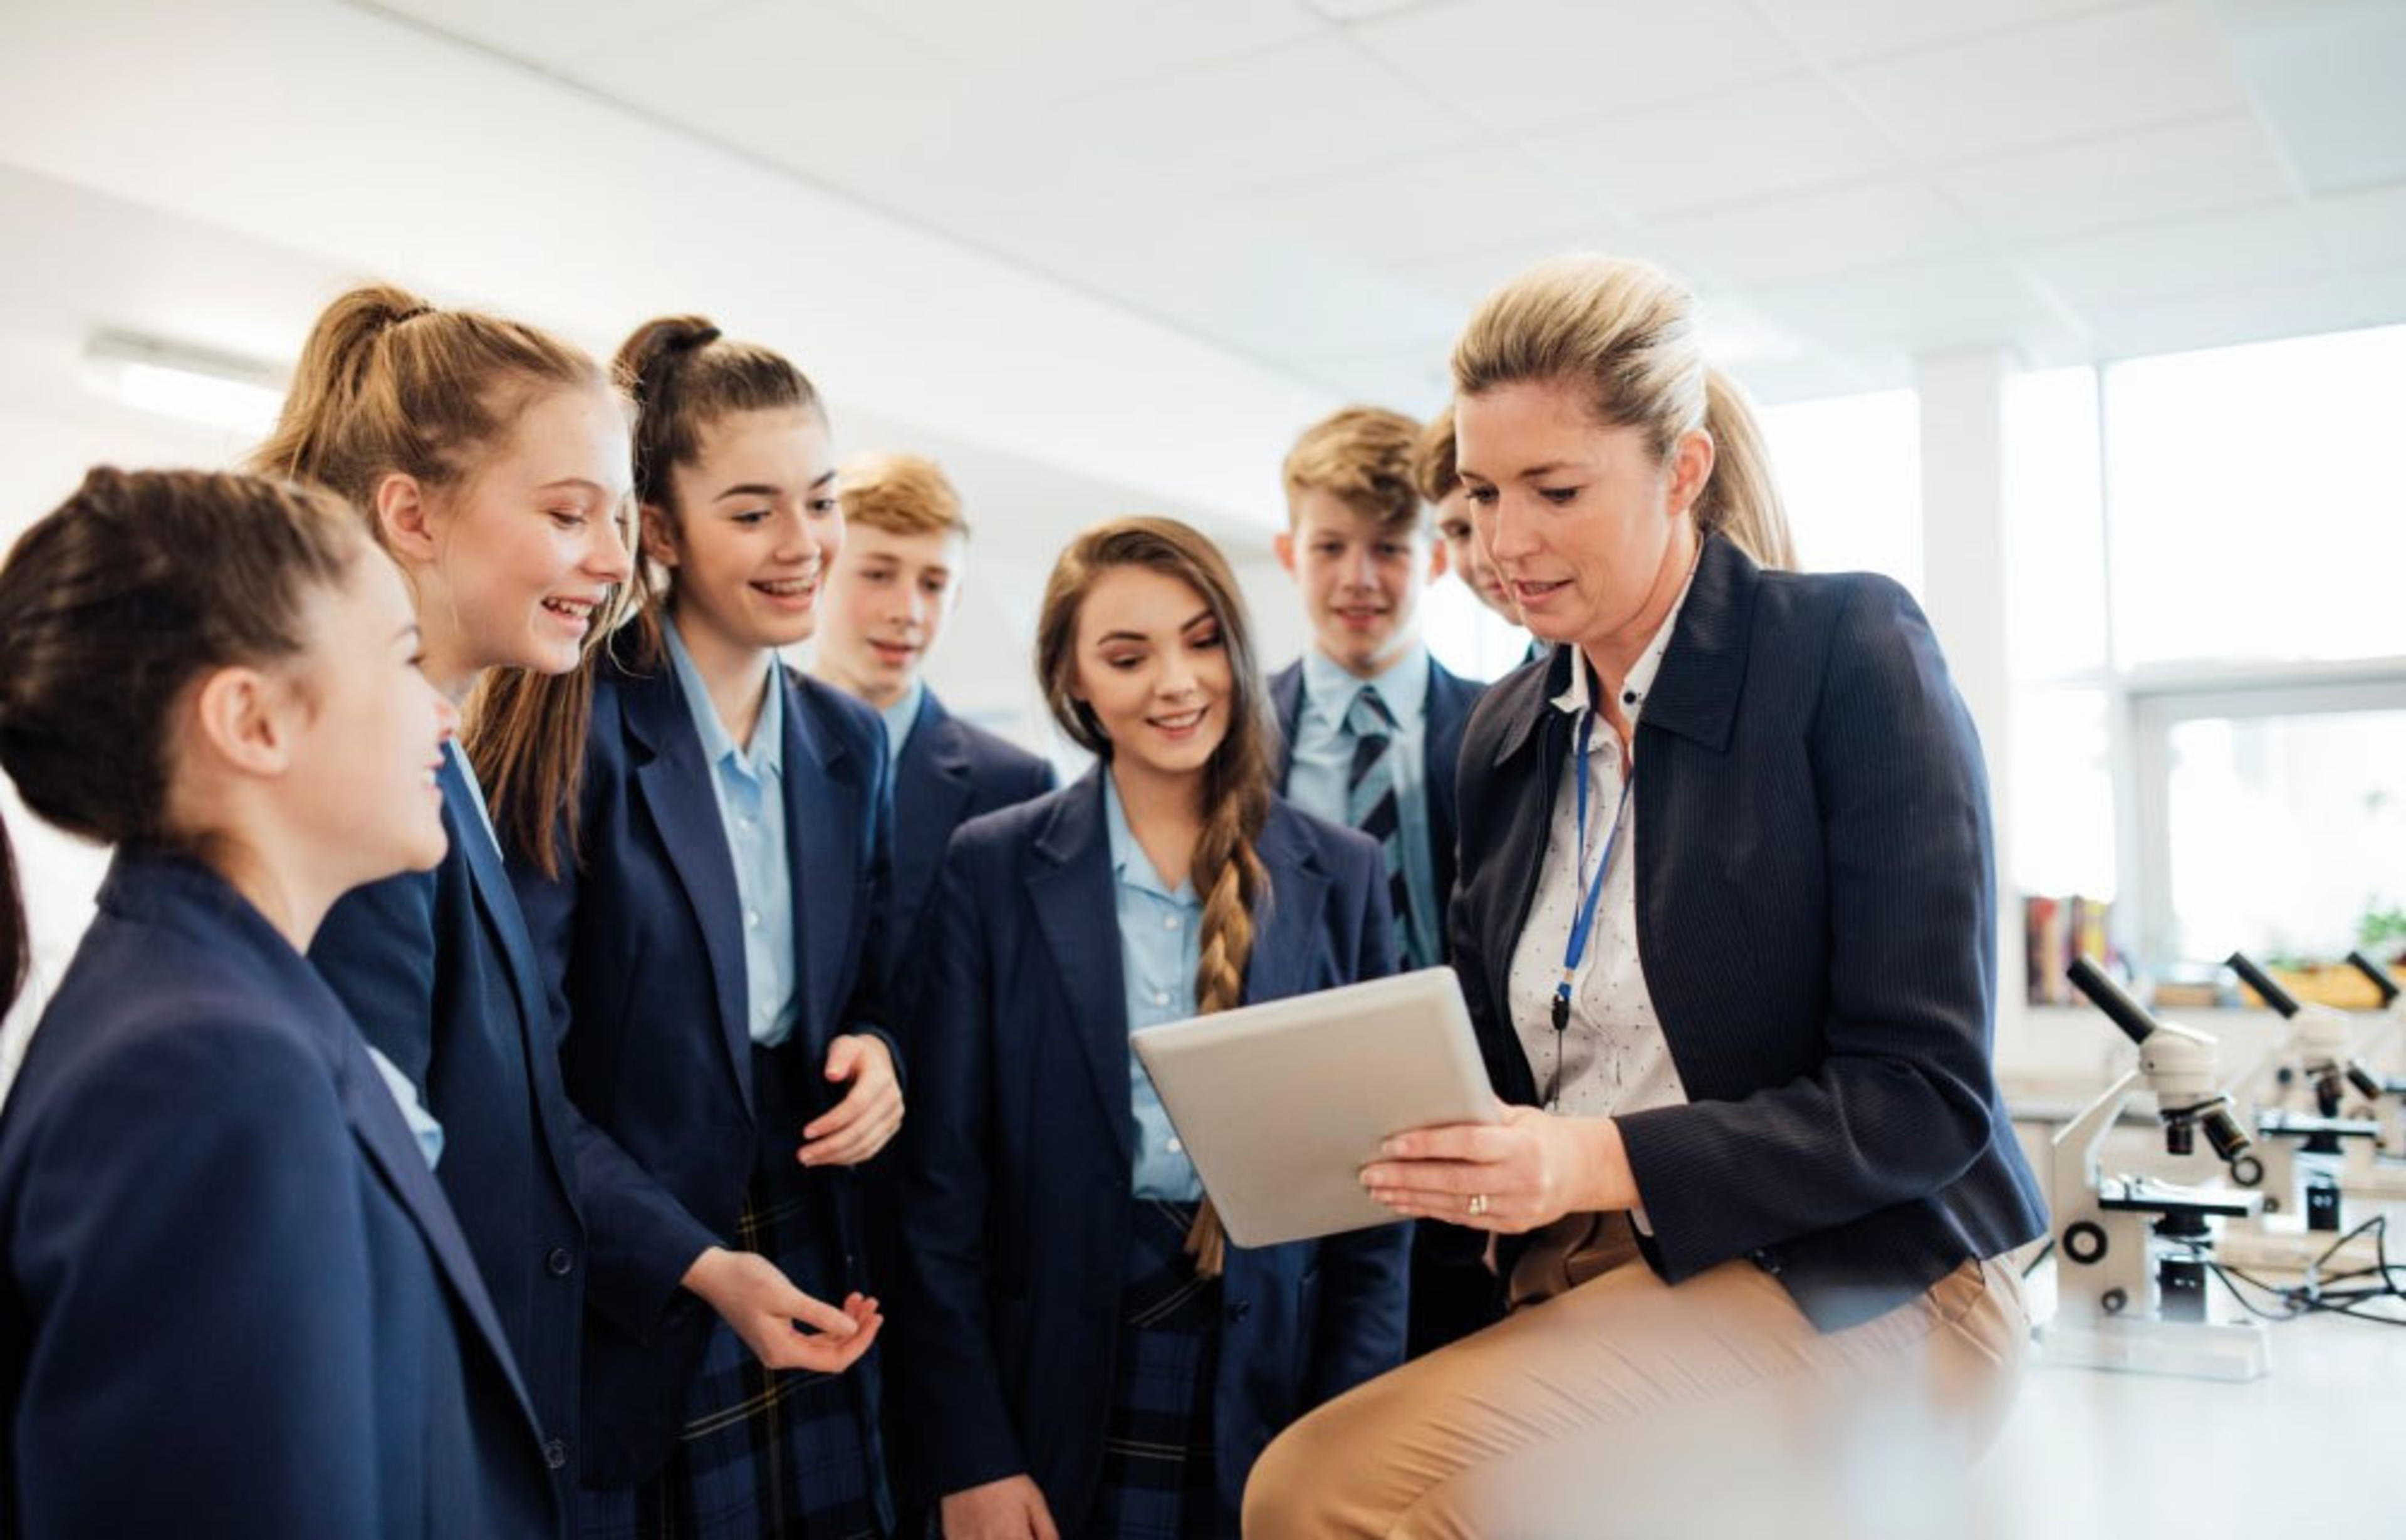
[
  {"xmin": 2202, "ymin": 1106, "xmax": 2251, "ymax": 1163},
  {"xmin": 2163, "ymin": 1119, "xmax": 2194, "ymax": 1157}
]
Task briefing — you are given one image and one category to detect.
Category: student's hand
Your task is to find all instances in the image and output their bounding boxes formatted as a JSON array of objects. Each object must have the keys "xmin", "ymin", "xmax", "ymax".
[
  {"xmin": 940, "ymin": 1474, "xmax": 1059, "ymax": 1540},
  {"xmin": 680, "ymin": 1246, "xmax": 882, "ymax": 1373},
  {"xmin": 1358, "ymin": 1106, "xmax": 1638, "ymax": 1233},
  {"xmin": 799, "ymin": 1033, "xmax": 904, "ymax": 1167}
]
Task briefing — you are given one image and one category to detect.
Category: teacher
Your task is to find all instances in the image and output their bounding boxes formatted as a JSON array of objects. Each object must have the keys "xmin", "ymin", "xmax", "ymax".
[{"xmin": 1243, "ymin": 254, "xmax": 2048, "ymax": 1536}]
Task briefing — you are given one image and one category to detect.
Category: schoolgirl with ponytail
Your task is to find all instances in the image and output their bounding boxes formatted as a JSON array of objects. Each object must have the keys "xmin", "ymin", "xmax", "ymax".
[
  {"xmin": 497, "ymin": 316, "xmax": 902, "ymax": 1537},
  {"xmin": 894, "ymin": 517, "xmax": 1409, "ymax": 1539},
  {"xmin": 0, "ymin": 469, "xmax": 554, "ymax": 1536},
  {"xmin": 256, "ymin": 283, "xmax": 635, "ymax": 1516}
]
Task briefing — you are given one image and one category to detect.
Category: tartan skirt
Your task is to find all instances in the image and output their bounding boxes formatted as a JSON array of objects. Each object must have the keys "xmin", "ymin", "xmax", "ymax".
[
  {"xmin": 578, "ymin": 1045, "xmax": 887, "ymax": 1540},
  {"xmin": 1088, "ymin": 1199, "xmax": 1231, "ymax": 1540}
]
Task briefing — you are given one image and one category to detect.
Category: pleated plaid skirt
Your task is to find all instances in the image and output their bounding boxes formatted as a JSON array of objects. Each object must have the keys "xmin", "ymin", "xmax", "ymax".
[
  {"xmin": 578, "ymin": 1044, "xmax": 888, "ymax": 1540},
  {"xmin": 1088, "ymin": 1199, "xmax": 1232, "ymax": 1540}
]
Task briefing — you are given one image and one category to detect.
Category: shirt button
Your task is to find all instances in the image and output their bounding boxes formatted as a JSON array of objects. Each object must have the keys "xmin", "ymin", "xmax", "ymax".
[
  {"xmin": 1166, "ymin": 1138, "xmax": 1182, "ymax": 1153},
  {"xmin": 1164, "ymin": 914, "xmax": 1181, "ymax": 931},
  {"xmin": 1153, "ymin": 991, "xmax": 1171, "ymax": 1007},
  {"xmin": 746, "ymin": 910, "xmax": 761, "ymax": 929},
  {"xmin": 543, "ymin": 1438, "xmax": 570, "ymax": 1471},
  {"xmin": 738, "ymin": 816, "xmax": 756, "ymax": 833},
  {"xmin": 546, "ymin": 1246, "xmax": 575, "ymax": 1277}
]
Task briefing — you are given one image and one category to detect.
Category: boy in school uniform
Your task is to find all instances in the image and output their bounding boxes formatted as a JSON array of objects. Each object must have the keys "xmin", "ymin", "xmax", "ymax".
[
  {"xmin": 813, "ymin": 452, "xmax": 1057, "ymax": 976},
  {"xmin": 1267, "ymin": 405, "xmax": 1496, "ymax": 1357}
]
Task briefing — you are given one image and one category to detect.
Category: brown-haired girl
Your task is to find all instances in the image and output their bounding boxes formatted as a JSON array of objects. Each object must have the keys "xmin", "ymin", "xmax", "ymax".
[
  {"xmin": 500, "ymin": 318, "xmax": 902, "ymax": 1537},
  {"xmin": 0, "ymin": 469, "xmax": 555, "ymax": 1536},
  {"xmin": 256, "ymin": 283, "xmax": 635, "ymax": 1506},
  {"xmin": 894, "ymin": 517, "xmax": 1410, "ymax": 1539}
]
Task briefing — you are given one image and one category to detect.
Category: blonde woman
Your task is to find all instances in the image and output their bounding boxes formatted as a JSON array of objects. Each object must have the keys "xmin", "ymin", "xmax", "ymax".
[{"xmin": 1246, "ymin": 256, "xmax": 2043, "ymax": 1536}]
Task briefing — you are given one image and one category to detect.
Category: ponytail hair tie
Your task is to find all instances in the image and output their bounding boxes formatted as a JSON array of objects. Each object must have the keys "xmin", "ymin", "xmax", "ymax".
[{"xmin": 666, "ymin": 325, "xmax": 721, "ymax": 354}]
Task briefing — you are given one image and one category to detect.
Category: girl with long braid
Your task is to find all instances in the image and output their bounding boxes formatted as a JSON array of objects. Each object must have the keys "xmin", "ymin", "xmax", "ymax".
[{"xmin": 894, "ymin": 518, "xmax": 1410, "ymax": 1540}]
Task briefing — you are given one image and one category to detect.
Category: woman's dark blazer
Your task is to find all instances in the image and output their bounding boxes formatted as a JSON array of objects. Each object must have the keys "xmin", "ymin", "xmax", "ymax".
[
  {"xmin": 506, "ymin": 650, "xmax": 899, "ymax": 1487},
  {"xmin": 895, "ymin": 770, "xmax": 1412, "ymax": 1529},
  {"xmin": 0, "ymin": 853, "xmax": 555, "ymax": 1537},
  {"xmin": 310, "ymin": 748, "xmax": 585, "ymax": 1489},
  {"xmin": 1453, "ymin": 535, "xmax": 2047, "ymax": 1331}
]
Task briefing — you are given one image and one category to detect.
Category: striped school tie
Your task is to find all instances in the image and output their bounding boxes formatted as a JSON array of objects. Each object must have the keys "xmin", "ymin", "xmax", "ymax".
[{"xmin": 1345, "ymin": 685, "xmax": 1425, "ymax": 970}]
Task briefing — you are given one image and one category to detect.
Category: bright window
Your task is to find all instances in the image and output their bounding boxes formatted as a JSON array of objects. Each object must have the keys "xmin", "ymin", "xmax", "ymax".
[{"xmin": 1759, "ymin": 388, "xmax": 1922, "ymax": 594}]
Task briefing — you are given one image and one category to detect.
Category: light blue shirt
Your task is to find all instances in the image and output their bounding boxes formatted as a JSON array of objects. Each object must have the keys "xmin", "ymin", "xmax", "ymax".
[
  {"xmin": 878, "ymin": 677, "xmax": 925, "ymax": 767},
  {"xmin": 665, "ymin": 620, "xmax": 798, "ymax": 1049},
  {"xmin": 367, "ymin": 1043, "xmax": 445, "ymax": 1170},
  {"xmin": 1285, "ymin": 647, "xmax": 1440, "ymax": 965},
  {"xmin": 1103, "ymin": 774, "xmax": 1205, "ymax": 1202},
  {"xmin": 446, "ymin": 740, "xmax": 501, "ymax": 862}
]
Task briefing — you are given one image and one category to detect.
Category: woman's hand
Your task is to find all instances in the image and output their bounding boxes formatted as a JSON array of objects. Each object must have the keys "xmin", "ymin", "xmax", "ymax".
[
  {"xmin": 799, "ymin": 1033, "xmax": 904, "ymax": 1167},
  {"xmin": 940, "ymin": 1474, "xmax": 1060, "ymax": 1540},
  {"xmin": 680, "ymin": 1246, "xmax": 882, "ymax": 1373},
  {"xmin": 1359, "ymin": 1106, "xmax": 1639, "ymax": 1233}
]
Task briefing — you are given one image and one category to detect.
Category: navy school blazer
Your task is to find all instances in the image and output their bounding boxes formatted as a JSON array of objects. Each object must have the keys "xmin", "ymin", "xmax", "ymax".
[
  {"xmin": 895, "ymin": 770, "xmax": 1412, "ymax": 1529},
  {"xmin": 1453, "ymin": 536, "xmax": 2048, "ymax": 1331},
  {"xmin": 885, "ymin": 685, "xmax": 1057, "ymax": 997},
  {"xmin": 507, "ymin": 650, "xmax": 898, "ymax": 1487},
  {"xmin": 1269, "ymin": 651, "xmax": 1482, "ymax": 965},
  {"xmin": 0, "ymin": 852, "xmax": 555, "ymax": 1538},
  {"xmin": 310, "ymin": 749, "xmax": 586, "ymax": 1491}
]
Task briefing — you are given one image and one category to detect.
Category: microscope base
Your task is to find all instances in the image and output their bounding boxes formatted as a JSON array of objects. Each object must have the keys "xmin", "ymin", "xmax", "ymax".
[
  {"xmin": 2212, "ymin": 1222, "xmax": 2380, "ymax": 1275},
  {"xmin": 2034, "ymin": 1315, "xmax": 2269, "ymax": 1381}
]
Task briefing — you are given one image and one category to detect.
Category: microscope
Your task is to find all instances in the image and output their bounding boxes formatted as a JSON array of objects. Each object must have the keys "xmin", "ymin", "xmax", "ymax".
[
  {"xmin": 2341, "ymin": 949, "xmax": 2406, "ymax": 1180},
  {"xmin": 2039, "ymin": 957, "xmax": 2269, "ymax": 1380},
  {"xmin": 2214, "ymin": 953, "xmax": 2386, "ymax": 1269}
]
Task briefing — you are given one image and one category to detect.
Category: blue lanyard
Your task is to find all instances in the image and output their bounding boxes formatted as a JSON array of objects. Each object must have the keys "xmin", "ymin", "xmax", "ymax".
[{"xmin": 1549, "ymin": 709, "xmax": 1633, "ymax": 1108}]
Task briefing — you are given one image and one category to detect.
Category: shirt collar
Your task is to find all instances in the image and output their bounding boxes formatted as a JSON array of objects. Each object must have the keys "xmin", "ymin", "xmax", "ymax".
[
  {"xmin": 664, "ymin": 615, "xmax": 784, "ymax": 780},
  {"xmin": 1101, "ymin": 771, "xmax": 1195, "ymax": 903},
  {"xmin": 1549, "ymin": 566, "xmax": 1697, "ymax": 737},
  {"xmin": 878, "ymin": 677, "xmax": 925, "ymax": 763},
  {"xmin": 1302, "ymin": 643, "xmax": 1431, "ymax": 730}
]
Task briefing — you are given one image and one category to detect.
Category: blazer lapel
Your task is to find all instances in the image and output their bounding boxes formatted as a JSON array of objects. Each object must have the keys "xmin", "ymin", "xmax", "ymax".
[
  {"xmin": 893, "ymin": 695, "xmax": 977, "ymax": 923},
  {"xmin": 781, "ymin": 670, "xmax": 855, "ymax": 1062},
  {"xmin": 1028, "ymin": 773, "xmax": 1137, "ymax": 1165},
  {"xmin": 439, "ymin": 751, "xmax": 580, "ymax": 1201},
  {"xmin": 1269, "ymin": 662, "xmax": 1305, "ymax": 788},
  {"xmin": 625, "ymin": 667, "xmax": 756, "ymax": 1115},
  {"xmin": 1240, "ymin": 806, "xmax": 1330, "ymax": 1007}
]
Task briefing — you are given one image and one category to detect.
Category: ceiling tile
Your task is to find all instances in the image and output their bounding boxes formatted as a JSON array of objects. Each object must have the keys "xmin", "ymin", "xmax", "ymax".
[
  {"xmin": 1349, "ymin": 0, "xmax": 1799, "ymax": 134},
  {"xmin": 836, "ymin": 0, "xmax": 1326, "ymax": 103},
  {"xmin": 1753, "ymin": 0, "xmax": 2139, "ymax": 66},
  {"xmin": 1244, "ymin": 144, "xmax": 1597, "ymax": 266},
  {"xmin": 1043, "ymin": 35, "xmax": 1482, "ymax": 192},
  {"xmin": 1528, "ymin": 71, "xmax": 1899, "ymax": 219},
  {"xmin": 1395, "ymin": 227, "xmax": 1665, "ymax": 314},
  {"xmin": 2026, "ymin": 202, "xmax": 2330, "ymax": 310},
  {"xmin": 1747, "ymin": 255, "xmax": 2085, "ymax": 357},
  {"xmin": 1939, "ymin": 115, "xmax": 2296, "ymax": 242},
  {"xmin": 1841, "ymin": 2, "xmax": 2247, "ymax": 163},
  {"xmin": 2090, "ymin": 269, "xmax": 2394, "ymax": 359},
  {"xmin": 1651, "ymin": 177, "xmax": 1982, "ymax": 287},
  {"xmin": 367, "ymin": 0, "xmax": 766, "ymax": 70},
  {"xmin": 2216, "ymin": 0, "xmax": 2406, "ymax": 194}
]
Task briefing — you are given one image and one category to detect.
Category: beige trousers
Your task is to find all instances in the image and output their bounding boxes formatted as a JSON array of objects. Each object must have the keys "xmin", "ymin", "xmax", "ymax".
[{"xmin": 1244, "ymin": 1215, "xmax": 2028, "ymax": 1540}]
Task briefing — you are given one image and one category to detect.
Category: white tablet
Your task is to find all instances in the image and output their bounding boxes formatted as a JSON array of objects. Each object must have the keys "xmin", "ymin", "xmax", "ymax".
[{"xmin": 1132, "ymin": 966, "xmax": 1504, "ymax": 1249}]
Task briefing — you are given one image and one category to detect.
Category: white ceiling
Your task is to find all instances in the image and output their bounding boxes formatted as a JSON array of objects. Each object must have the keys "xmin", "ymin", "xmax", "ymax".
[{"xmin": 358, "ymin": 0, "xmax": 2406, "ymax": 407}]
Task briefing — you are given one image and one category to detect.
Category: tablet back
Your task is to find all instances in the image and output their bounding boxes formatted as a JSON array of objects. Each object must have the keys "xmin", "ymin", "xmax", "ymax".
[{"xmin": 1132, "ymin": 967, "xmax": 1502, "ymax": 1248}]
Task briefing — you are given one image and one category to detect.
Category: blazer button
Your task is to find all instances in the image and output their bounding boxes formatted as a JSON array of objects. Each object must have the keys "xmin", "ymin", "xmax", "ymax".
[
  {"xmin": 1227, "ymin": 1299, "xmax": 1252, "ymax": 1324},
  {"xmin": 546, "ymin": 1246, "xmax": 576, "ymax": 1277},
  {"xmin": 1751, "ymin": 1248, "xmax": 1782, "ymax": 1276},
  {"xmin": 543, "ymin": 1438, "xmax": 570, "ymax": 1470}
]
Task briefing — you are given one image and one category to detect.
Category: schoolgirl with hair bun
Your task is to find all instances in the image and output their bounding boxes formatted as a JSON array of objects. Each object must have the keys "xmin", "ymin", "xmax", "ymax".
[
  {"xmin": 257, "ymin": 281, "xmax": 637, "ymax": 1516},
  {"xmin": 500, "ymin": 316, "xmax": 903, "ymax": 1537},
  {"xmin": 893, "ymin": 516, "xmax": 1409, "ymax": 1539},
  {"xmin": 0, "ymin": 468, "xmax": 554, "ymax": 1536}
]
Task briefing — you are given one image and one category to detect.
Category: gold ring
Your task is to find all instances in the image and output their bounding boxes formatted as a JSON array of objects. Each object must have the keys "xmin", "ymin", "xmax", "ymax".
[{"xmin": 1467, "ymin": 1193, "xmax": 1489, "ymax": 1217}]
